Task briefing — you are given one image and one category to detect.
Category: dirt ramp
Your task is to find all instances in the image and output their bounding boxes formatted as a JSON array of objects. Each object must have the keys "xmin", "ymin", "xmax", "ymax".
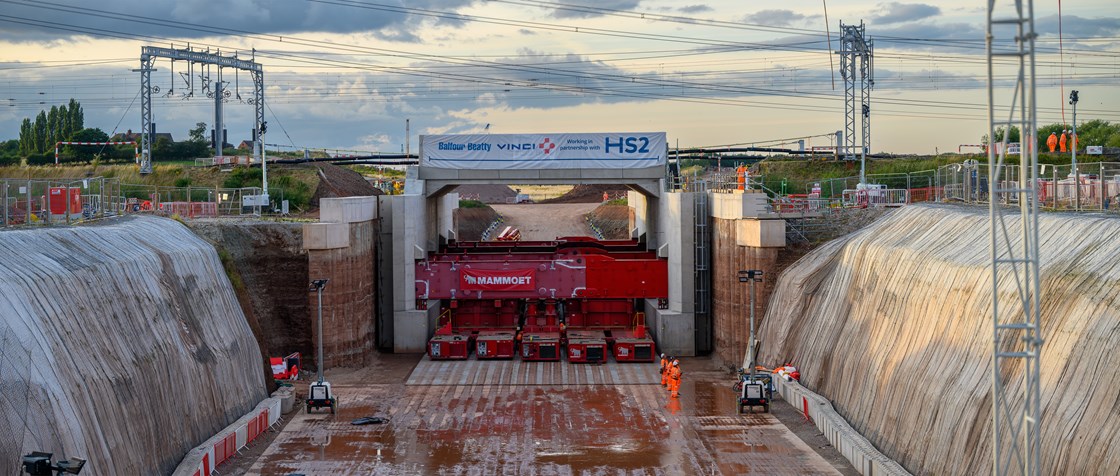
[
  {"xmin": 0, "ymin": 216, "xmax": 267, "ymax": 475},
  {"xmin": 490, "ymin": 203, "xmax": 597, "ymax": 240}
]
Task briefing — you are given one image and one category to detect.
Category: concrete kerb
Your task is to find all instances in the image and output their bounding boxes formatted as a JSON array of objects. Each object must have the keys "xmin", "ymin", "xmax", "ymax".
[
  {"xmin": 171, "ymin": 388, "xmax": 289, "ymax": 476},
  {"xmin": 772, "ymin": 377, "xmax": 912, "ymax": 476}
]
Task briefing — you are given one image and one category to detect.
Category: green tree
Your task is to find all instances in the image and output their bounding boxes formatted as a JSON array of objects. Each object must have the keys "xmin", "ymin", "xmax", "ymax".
[
  {"xmin": 60, "ymin": 128, "xmax": 111, "ymax": 163},
  {"xmin": 69, "ymin": 127, "xmax": 109, "ymax": 143},
  {"xmin": 189, "ymin": 122, "xmax": 207, "ymax": 143},
  {"xmin": 18, "ymin": 118, "xmax": 32, "ymax": 155},
  {"xmin": 57, "ymin": 105, "xmax": 68, "ymax": 141},
  {"xmin": 993, "ymin": 126, "xmax": 1020, "ymax": 144},
  {"xmin": 66, "ymin": 98, "xmax": 83, "ymax": 137},
  {"xmin": 47, "ymin": 105, "xmax": 60, "ymax": 147},
  {"xmin": 33, "ymin": 110, "xmax": 48, "ymax": 152}
]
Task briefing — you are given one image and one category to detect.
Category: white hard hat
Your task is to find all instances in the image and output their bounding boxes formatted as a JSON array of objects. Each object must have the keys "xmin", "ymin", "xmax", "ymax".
[
  {"xmin": 660, "ymin": 353, "xmax": 666, "ymax": 359},
  {"xmin": 673, "ymin": 360, "xmax": 679, "ymax": 366}
]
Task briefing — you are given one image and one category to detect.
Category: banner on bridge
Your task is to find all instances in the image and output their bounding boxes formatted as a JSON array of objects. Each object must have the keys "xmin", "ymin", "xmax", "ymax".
[{"xmin": 420, "ymin": 132, "xmax": 666, "ymax": 170}]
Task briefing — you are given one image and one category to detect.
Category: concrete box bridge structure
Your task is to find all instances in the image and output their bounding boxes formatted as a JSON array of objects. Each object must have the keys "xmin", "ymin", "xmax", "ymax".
[{"xmin": 368, "ymin": 132, "xmax": 790, "ymax": 361}]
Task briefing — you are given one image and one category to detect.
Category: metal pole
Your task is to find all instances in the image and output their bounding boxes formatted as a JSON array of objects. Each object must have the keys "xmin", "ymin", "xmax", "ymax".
[
  {"xmin": 317, "ymin": 285, "xmax": 324, "ymax": 383},
  {"xmin": 748, "ymin": 276, "xmax": 757, "ymax": 380},
  {"xmin": 1071, "ymin": 91, "xmax": 1079, "ymax": 211}
]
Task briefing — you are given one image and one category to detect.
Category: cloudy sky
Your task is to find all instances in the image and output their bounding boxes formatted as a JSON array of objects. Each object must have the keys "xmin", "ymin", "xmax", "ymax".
[{"xmin": 0, "ymin": 0, "xmax": 1118, "ymax": 154}]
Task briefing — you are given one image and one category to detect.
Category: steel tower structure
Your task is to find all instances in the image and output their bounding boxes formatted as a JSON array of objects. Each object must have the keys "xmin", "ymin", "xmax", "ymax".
[
  {"xmin": 138, "ymin": 47, "xmax": 264, "ymax": 177},
  {"xmin": 986, "ymin": 1, "xmax": 1042, "ymax": 474},
  {"xmin": 837, "ymin": 21, "xmax": 873, "ymax": 177}
]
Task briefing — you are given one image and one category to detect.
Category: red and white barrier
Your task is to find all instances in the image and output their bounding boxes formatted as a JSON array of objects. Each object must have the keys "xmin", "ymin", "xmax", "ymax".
[{"xmin": 173, "ymin": 395, "xmax": 282, "ymax": 476}]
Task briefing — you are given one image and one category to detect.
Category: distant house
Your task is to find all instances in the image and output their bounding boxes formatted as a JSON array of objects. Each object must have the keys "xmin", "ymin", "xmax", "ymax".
[
  {"xmin": 237, "ymin": 140, "xmax": 255, "ymax": 151},
  {"xmin": 110, "ymin": 129, "xmax": 173, "ymax": 143}
]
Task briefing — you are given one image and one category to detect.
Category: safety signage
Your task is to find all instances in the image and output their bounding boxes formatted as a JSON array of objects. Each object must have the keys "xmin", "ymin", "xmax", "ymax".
[
  {"xmin": 420, "ymin": 132, "xmax": 666, "ymax": 169},
  {"xmin": 460, "ymin": 268, "xmax": 536, "ymax": 291}
]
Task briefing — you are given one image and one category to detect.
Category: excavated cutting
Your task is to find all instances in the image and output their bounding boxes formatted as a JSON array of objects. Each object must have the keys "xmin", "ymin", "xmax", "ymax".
[
  {"xmin": 758, "ymin": 203, "xmax": 1120, "ymax": 475},
  {"xmin": 0, "ymin": 216, "xmax": 267, "ymax": 475}
]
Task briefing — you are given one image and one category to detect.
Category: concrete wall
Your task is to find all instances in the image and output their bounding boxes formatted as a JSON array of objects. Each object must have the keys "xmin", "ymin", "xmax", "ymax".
[
  {"xmin": 304, "ymin": 196, "xmax": 378, "ymax": 368},
  {"xmin": 711, "ymin": 217, "xmax": 783, "ymax": 369},
  {"xmin": 709, "ymin": 190, "xmax": 770, "ymax": 219},
  {"xmin": 383, "ymin": 169, "xmax": 461, "ymax": 353},
  {"xmin": 773, "ymin": 378, "xmax": 912, "ymax": 476},
  {"xmin": 640, "ymin": 188, "xmax": 699, "ymax": 356}
]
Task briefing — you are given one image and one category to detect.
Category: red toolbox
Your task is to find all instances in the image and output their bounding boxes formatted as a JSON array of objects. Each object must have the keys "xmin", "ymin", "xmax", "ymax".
[
  {"xmin": 428, "ymin": 334, "xmax": 471, "ymax": 360},
  {"xmin": 476, "ymin": 330, "xmax": 516, "ymax": 359},
  {"xmin": 521, "ymin": 332, "xmax": 561, "ymax": 361},
  {"xmin": 566, "ymin": 330, "xmax": 607, "ymax": 363}
]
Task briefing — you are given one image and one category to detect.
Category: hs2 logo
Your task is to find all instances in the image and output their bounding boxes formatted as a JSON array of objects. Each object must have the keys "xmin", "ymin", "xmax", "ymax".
[{"xmin": 605, "ymin": 136, "xmax": 651, "ymax": 153}]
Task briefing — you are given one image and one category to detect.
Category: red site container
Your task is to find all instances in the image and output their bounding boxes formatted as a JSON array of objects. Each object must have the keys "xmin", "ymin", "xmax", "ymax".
[
  {"xmin": 48, "ymin": 187, "xmax": 82, "ymax": 217},
  {"xmin": 476, "ymin": 330, "xmax": 515, "ymax": 359},
  {"xmin": 567, "ymin": 330, "xmax": 607, "ymax": 363},
  {"xmin": 520, "ymin": 332, "xmax": 561, "ymax": 361},
  {"xmin": 428, "ymin": 334, "xmax": 470, "ymax": 360},
  {"xmin": 611, "ymin": 328, "xmax": 656, "ymax": 363}
]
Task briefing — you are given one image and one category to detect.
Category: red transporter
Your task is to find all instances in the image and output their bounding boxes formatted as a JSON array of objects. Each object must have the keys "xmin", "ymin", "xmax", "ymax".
[{"xmin": 415, "ymin": 237, "xmax": 668, "ymax": 363}]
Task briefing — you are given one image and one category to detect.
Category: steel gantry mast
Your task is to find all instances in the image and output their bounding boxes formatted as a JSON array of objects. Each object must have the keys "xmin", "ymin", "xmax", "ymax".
[
  {"xmin": 987, "ymin": 1, "xmax": 1042, "ymax": 475},
  {"xmin": 837, "ymin": 21, "xmax": 873, "ymax": 183},
  {"xmin": 138, "ymin": 46, "xmax": 265, "ymax": 183}
]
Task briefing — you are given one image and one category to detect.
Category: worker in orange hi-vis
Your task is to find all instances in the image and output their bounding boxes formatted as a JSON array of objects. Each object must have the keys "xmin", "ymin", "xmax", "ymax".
[
  {"xmin": 1047, "ymin": 132, "xmax": 1058, "ymax": 152},
  {"xmin": 736, "ymin": 165, "xmax": 746, "ymax": 190},
  {"xmin": 1072, "ymin": 132, "xmax": 1078, "ymax": 152},
  {"xmin": 669, "ymin": 360, "xmax": 682, "ymax": 398},
  {"xmin": 1060, "ymin": 130, "xmax": 1069, "ymax": 153},
  {"xmin": 659, "ymin": 353, "xmax": 669, "ymax": 387}
]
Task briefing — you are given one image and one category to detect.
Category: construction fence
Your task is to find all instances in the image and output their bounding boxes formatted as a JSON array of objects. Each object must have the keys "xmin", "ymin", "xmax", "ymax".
[
  {"xmin": 1, "ymin": 176, "xmax": 268, "ymax": 227},
  {"xmin": 674, "ymin": 162, "xmax": 1120, "ymax": 214}
]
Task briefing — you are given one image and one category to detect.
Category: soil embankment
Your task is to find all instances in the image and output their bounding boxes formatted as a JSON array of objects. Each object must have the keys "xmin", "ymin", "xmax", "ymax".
[
  {"xmin": 588, "ymin": 204, "xmax": 631, "ymax": 239},
  {"xmin": 455, "ymin": 206, "xmax": 500, "ymax": 241},
  {"xmin": 758, "ymin": 204, "xmax": 1120, "ymax": 475},
  {"xmin": 0, "ymin": 216, "xmax": 266, "ymax": 475},
  {"xmin": 189, "ymin": 221, "xmax": 310, "ymax": 363}
]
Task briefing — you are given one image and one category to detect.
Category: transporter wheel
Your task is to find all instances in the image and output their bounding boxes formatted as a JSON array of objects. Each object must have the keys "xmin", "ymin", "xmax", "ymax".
[
  {"xmin": 763, "ymin": 403, "xmax": 770, "ymax": 413},
  {"xmin": 737, "ymin": 403, "xmax": 743, "ymax": 415},
  {"xmin": 306, "ymin": 403, "xmax": 312, "ymax": 414}
]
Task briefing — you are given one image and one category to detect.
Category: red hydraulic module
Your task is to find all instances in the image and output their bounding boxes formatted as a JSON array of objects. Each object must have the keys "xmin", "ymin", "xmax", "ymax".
[{"xmin": 416, "ymin": 237, "xmax": 667, "ymax": 363}]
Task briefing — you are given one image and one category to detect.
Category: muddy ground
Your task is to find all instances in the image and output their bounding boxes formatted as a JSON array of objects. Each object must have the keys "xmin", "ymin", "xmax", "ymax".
[{"xmin": 222, "ymin": 355, "xmax": 857, "ymax": 475}]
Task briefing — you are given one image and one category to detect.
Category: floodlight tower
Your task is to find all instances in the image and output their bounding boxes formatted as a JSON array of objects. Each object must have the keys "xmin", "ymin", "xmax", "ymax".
[{"xmin": 837, "ymin": 21, "xmax": 874, "ymax": 184}]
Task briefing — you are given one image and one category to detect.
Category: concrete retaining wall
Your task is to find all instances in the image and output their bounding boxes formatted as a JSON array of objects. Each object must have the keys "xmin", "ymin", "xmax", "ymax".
[
  {"xmin": 0, "ymin": 216, "xmax": 266, "ymax": 475},
  {"xmin": 773, "ymin": 378, "xmax": 911, "ymax": 476},
  {"xmin": 759, "ymin": 204, "xmax": 1120, "ymax": 475},
  {"xmin": 305, "ymin": 196, "xmax": 378, "ymax": 368}
]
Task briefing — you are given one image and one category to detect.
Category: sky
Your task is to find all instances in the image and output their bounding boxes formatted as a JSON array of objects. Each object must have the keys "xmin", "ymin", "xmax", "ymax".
[{"xmin": 0, "ymin": 0, "xmax": 1118, "ymax": 155}]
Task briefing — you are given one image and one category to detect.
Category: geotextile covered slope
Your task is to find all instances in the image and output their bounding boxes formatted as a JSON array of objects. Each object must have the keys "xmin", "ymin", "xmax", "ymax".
[
  {"xmin": 0, "ymin": 216, "xmax": 266, "ymax": 475},
  {"xmin": 757, "ymin": 204, "xmax": 1120, "ymax": 475}
]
